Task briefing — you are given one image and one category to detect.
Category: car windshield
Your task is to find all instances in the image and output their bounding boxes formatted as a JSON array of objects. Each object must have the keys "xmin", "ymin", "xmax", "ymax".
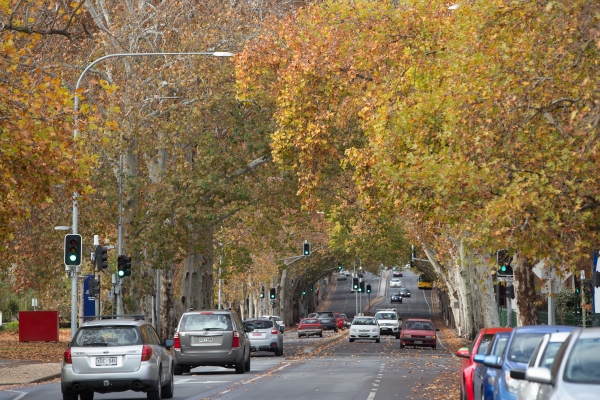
[
  {"xmin": 301, "ymin": 319, "xmax": 320, "ymax": 324},
  {"xmin": 317, "ymin": 312, "xmax": 334, "ymax": 318},
  {"xmin": 73, "ymin": 326, "xmax": 141, "ymax": 347},
  {"xmin": 492, "ymin": 336, "xmax": 509, "ymax": 357},
  {"xmin": 244, "ymin": 320, "xmax": 273, "ymax": 329},
  {"xmin": 403, "ymin": 321, "xmax": 434, "ymax": 330},
  {"xmin": 180, "ymin": 314, "xmax": 232, "ymax": 331},
  {"xmin": 507, "ymin": 333, "xmax": 545, "ymax": 363},
  {"xmin": 564, "ymin": 338, "xmax": 600, "ymax": 384},
  {"xmin": 375, "ymin": 312, "xmax": 397, "ymax": 320},
  {"xmin": 353, "ymin": 318, "xmax": 377, "ymax": 325}
]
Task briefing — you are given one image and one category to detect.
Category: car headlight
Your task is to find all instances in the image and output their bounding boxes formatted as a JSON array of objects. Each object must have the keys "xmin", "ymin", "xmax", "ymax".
[
  {"xmin": 425, "ymin": 336, "xmax": 436, "ymax": 339},
  {"xmin": 372, "ymin": 328, "xmax": 379, "ymax": 332},
  {"xmin": 505, "ymin": 370, "xmax": 520, "ymax": 394},
  {"xmin": 404, "ymin": 335, "xmax": 411, "ymax": 338}
]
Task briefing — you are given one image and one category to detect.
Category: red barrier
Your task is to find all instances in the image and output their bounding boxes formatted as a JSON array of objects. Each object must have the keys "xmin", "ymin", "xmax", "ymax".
[{"xmin": 18, "ymin": 311, "xmax": 60, "ymax": 342}]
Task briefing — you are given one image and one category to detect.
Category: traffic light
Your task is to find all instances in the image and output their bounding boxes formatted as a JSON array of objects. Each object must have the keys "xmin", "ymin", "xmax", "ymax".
[
  {"xmin": 497, "ymin": 264, "xmax": 513, "ymax": 277},
  {"xmin": 584, "ymin": 280, "xmax": 593, "ymax": 295},
  {"xmin": 359, "ymin": 281, "xmax": 364, "ymax": 292},
  {"xmin": 303, "ymin": 241, "xmax": 311, "ymax": 256},
  {"xmin": 64, "ymin": 234, "xmax": 82, "ymax": 266},
  {"xmin": 338, "ymin": 262, "xmax": 342, "ymax": 270},
  {"xmin": 594, "ymin": 272, "xmax": 600, "ymax": 288},
  {"xmin": 260, "ymin": 291, "xmax": 265, "ymax": 298},
  {"xmin": 352, "ymin": 277, "xmax": 359, "ymax": 290},
  {"xmin": 302, "ymin": 289, "xmax": 306, "ymax": 295},
  {"xmin": 366, "ymin": 284, "xmax": 371, "ymax": 293},
  {"xmin": 117, "ymin": 255, "xmax": 132, "ymax": 277},
  {"xmin": 270, "ymin": 288, "xmax": 276, "ymax": 299},
  {"xmin": 88, "ymin": 280, "xmax": 99, "ymax": 296},
  {"xmin": 95, "ymin": 245, "xmax": 108, "ymax": 271}
]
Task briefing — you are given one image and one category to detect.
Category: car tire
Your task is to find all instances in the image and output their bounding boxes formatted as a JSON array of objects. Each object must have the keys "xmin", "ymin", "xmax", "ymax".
[
  {"xmin": 298, "ymin": 334, "xmax": 302, "ymax": 338},
  {"xmin": 319, "ymin": 333, "xmax": 323, "ymax": 337},
  {"xmin": 235, "ymin": 353, "xmax": 246, "ymax": 374},
  {"xmin": 62, "ymin": 393, "xmax": 78, "ymax": 400},
  {"xmin": 161, "ymin": 366, "xmax": 175, "ymax": 399},
  {"xmin": 375, "ymin": 339, "xmax": 380, "ymax": 343},
  {"xmin": 395, "ymin": 333, "xmax": 400, "ymax": 339},
  {"xmin": 80, "ymin": 392, "xmax": 94, "ymax": 400},
  {"xmin": 400, "ymin": 343, "xmax": 404, "ymax": 349},
  {"xmin": 349, "ymin": 338, "xmax": 354, "ymax": 343},
  {"xmin": 274, "ymin": 346, "xmax": 282, "ymax": 356},
  {"xmin": 245, "ymin": 352, "xmax": 251, "ymax": 371},
  {"xmin": 173, "ymin": 363, "xmax": 184, "ymax": 376},
  {"xmin": 147, "ymin": 368, "xmax": 162, "ymax": 400},
  {"xmin": 432, "ymin": 346, "xmax": 436, "ymax": 350},
  {"xmin": 460, "ymin": 382, "xmax": 466, "ymax": 400}
]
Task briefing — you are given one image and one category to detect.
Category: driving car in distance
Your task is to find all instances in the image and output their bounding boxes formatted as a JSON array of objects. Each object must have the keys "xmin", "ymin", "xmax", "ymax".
[
  {"xmin": 417, "ymin": 273, "xmax": 433, "ymax": 290},
  {"xmin": 389, "ymin": 278, "xmax": 402, "ymax": 288},
  {"xmin": 172, "ymin": 309, "xmax": 253, "ymax": 376},
  {"xmin": 242, "ymin": 317, "xmax": 284, "ymax": 356},
  {"xmin": 519, "ymin": 327, "xmax": 600, "ymax": 400},
  {"xmin": 297, "ymin": 318, "xmax": 323, "ymax": 338},
  {"xmin": 61, "ymin": 317, "xmax": 175, "ymax": 400},
  {"xmin": 455, "ymin": 327, "xmax": 512, "ymax": 400},
  {"xmin": 315, "ymin": 311, "xmax": 338, "ymax": 332},
  {"xmin": 349, "ymin": 316, "xmax": 380, "ymax": 343},
  {"xmin": 374, "ymin": 309, "xmax": 401, "ymax": 339},
  {"xmin": 392, "ymin": 270, "xmax": 403, "ymax": 277},
  {"xmin": 398, "ymin": 287, "xmax": 411, "ymax": 297},
  {"xmin": 390, "ymin": 293, "xmax": 403, "ymax": 303},
  {"xmin": 400, "ymin": 318, "xmax": 438, "ymax": 349}
]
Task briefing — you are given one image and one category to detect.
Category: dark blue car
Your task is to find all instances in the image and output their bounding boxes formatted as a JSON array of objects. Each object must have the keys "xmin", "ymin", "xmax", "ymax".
[
  {"xmin": 473, "ymin": 331, "xmax": 511, "ymax": 400},
  {"xmin": 481, "ymin": 325, "xmax": 577, "ymax": 400},
  {"xmin": 390, "ymin": 293, "xmax": 403, "ymax": 303}
]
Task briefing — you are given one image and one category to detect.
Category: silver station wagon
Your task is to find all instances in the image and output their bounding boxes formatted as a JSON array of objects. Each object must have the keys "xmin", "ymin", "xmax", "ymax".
[
  {"xmin": 61, "ymin": 317, "xmax": 174, "ymax": 400},
  {"xmin": 172, "ymin": 309, "xmax": 253, "ymax": 375}
]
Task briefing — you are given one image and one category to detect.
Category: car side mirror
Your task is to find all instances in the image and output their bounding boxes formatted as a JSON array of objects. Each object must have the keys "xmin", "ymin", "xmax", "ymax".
[
  {"xmin": 164, "ymin": 339, "xmax": 174, "ymax": 349},
  {"xmin": 456, "ymin": 347, "xmax": 470, "ymax": 358},
  {"xmin": 483, "ymin": 355, "xmax": 502, "ymax": 369},
  {"xmin": 473, "ymin": 354, "xmax": 486, "ymax": 363},
  {"xmin": 279, "ymin": 325, "xmax": 285, "ymax": 333},
  {"xmin": 510, "ymin": 368, "xmax": 526, "ymax": 380},
  {"xmin": 436, "ymin": 328, "xmax": 440, "ymax": 331},
  {"xmin": 525, "ymin": 367, "xmax": 552, "ymax": 384}
]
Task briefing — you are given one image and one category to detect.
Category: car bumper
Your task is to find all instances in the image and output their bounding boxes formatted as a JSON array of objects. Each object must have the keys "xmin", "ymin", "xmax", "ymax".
[
  {"xmin": 61, "ymin": 363, "xmax": 158, "ymax": 393},
  {"xmin": 248, "ymin": 337, "xmax": 279, "ymax": 352},
  {"xmin": 350, "ymin": 332, "xmax": 380, "ymax": 339},
  {"xmin": 320, "ymin": 322, "xmax": 337, "ymax": 330},
  {"xmin": 391, "ymin": 298, "xmax": 403, "ymax": 303},
  {"xmin": 172, "ymin": 347, "xmax": 242, "ymax": 366},
  {"xmin": 379, "ymin": 326, "xmax": 399, "ymax": 335},
  {"xmin": 401, "ymin": 338, "xmax": 436, "ymax": 346},
  {"xmin": 298, "ymin": 329, "xmax": 322, "ymax": 336}
]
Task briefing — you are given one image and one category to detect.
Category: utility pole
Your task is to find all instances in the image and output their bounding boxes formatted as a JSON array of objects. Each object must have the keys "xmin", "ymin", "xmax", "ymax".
[{"xmin": 581, "ymin": 270, "xmax": 586, "ymax": 328}]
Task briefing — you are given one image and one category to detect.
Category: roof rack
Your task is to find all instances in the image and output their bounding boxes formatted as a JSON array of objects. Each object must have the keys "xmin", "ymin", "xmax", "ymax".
[
  {"xmin": 376, "ymin": 308, "xmax": 397, "ymax": 312},
  {"xmin": 79, "ymin": 314, "xmax": 148, "ymax": 321}
]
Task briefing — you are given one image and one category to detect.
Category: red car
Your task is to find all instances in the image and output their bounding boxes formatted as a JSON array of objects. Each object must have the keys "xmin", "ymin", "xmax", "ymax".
[
  {"xmin": 456, "ymin": 327, "xmax": 513, "ymax": 400},
  {"xmin": 297, "ymin": 318, "xmax": 323, "ymax": 338},
  {"xmin": 333, "ymin": 313, "xmax": 346, "ymax": 330},
  {"xmin": 400, "ymin": 318, "xmax": 439, "ymax": 349}
]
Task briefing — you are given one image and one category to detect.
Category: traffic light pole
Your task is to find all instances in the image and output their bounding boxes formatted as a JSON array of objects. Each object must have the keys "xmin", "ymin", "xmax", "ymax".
[{"xmin": 581, "ymin": 270, "xmax": 586, "ymax": 328}]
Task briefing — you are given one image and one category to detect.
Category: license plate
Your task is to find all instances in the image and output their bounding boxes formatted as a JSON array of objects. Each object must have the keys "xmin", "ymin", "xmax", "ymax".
[
  {"xmin": 322, "ymin": 319, "xmax": 330, "ymax": 323},
  {"xmin": 359, "ymin": 334, "xmax": 370, "ymax": 337},
  {"xmin": 381, "ymin": 327, "xmax": 389, "ymax": 330},
  {"xmin": 198, "ymin": 337, "xmax": 213, "ymax": 342},
  {"xmin": 252, "ymin": 333, "xmax": 263, "ymax": 337},
  {"xmin": 414, "ymin": 341, "xmax": 423, "ymax": 344},
  {"xmin": 95, "ymin": 357, "xmax": 117, "ymax": 366}
]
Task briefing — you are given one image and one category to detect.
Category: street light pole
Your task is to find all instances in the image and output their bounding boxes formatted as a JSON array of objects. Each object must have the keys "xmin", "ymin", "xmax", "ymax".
[{"xmin": 69, "ymin": 51, "xmax": 233, "ymax": 338}]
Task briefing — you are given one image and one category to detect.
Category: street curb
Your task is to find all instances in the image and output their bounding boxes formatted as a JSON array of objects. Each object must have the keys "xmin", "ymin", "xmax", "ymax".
[{"xmin": 0, "ymin": 372, "xmax": 61, "ymax": 386}]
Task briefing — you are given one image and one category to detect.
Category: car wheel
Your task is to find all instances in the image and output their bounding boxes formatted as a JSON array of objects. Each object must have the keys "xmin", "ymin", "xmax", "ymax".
[
  {"xmin": 245, "ymin": 352, "xmax": 251, "ymax": 371},
  {"xmin": 274, "ymin": 346, "xmax": 282, "ymax": 356},
  {"xmin": 147, "ymin": 368, "xmax": 162, "ymax": 400},
  {"xmin": 279, "ymin": 345, "xmax": 284, "ymax": 357},
  {"xmin": 395, "ymin": 333, "xmax": 400, "ymax": 339},
  {"xmin": 298, "ymin": 334, "xmax": 302, "ymax": 338},
  {"xmin": 432, "ymin": 346, "xmax": 436, "ymax": 350},
  {"xmin": 80, "ymin": 392, "xmax": 94, "ymax": 400},
  {"xmin": 400, "ymin": 343, "xmax": 404, "ymax": 349},
  {"xmin": 235, "ymin": 352, "xmax": 246, "ymax": 374},
  {"xmin": 319, "ymin": 333, "xmax": 323, "ymax": 337},
  {"xmin": 161, "ymin": 366, "xmax": 175, "ymax": 399},
  {"xmin": 173, "ymin": 363, "xmax": 184, "ymax": 376},
  {"xmin": 349, "ymin": 338, "xmax": 354, "ymax": 343},
  {"xmin": 62, "ymin": 393, "xmax": 78, "ymax": 400},
  {"xmin": 375, "ymin": 338, "xmax": 380, "ymax": 343}
]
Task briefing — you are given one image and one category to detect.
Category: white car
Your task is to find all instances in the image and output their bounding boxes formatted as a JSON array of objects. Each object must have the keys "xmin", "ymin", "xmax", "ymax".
[
  {"xmin": 389, "ymin": 278, "xmax": 402, "ymax": 288},
  {"xmin": 261, "ymin": 315, "xmax": 285, "ymax": 331},
  {"xmin": 349, "ymin": 317, "xmax": 380, "ymax": 343},
  {"xmin": 374, "ymin": 309, "xmax": 401, "ymax": 339}
]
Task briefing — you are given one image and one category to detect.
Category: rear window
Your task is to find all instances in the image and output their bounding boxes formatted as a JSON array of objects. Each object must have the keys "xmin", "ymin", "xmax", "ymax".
[
  {"xmin": 375, "ymin": 312, "xmax": 397, "ymax": 320},
  {"xmin": 301, "ymin": 319, "xmax": 320, "ymax": 324},
  {"xmin": 244, "ymin": 320, "xmax": 273, "ymax": 329},
  {"xmin": 477, "ymin": 334, "xmax": 495, "ymax": 355},
  {"xmin": 180, "ymin": 314, "xmax": 232, "ymax": 331},
  {"xmin": 507, "ymin": 333, "xmax": 545, "ymax": 363},
  {"xmin": 403, "ymin": 321, "xmax": 434, "ymax": 331},
  {"xmin": 73, "ymin": 326, "xmax": 141, "ymax": 347},
  {"xmin": 317, "ymin": 312, "xmax": 334, "ymax": 318},
  {"xmin": 564, "ymin": 338, "xmax": 600, "ymax": 384}
]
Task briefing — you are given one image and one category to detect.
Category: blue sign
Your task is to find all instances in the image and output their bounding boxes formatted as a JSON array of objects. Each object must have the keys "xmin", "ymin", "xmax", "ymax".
[
  {"xmin": 594, "ymin": 252, "xmax": 599, "ymax": 314},
  {"xmin": 83, "ymin": 275, "xmax": 96, "ymax": 322}
]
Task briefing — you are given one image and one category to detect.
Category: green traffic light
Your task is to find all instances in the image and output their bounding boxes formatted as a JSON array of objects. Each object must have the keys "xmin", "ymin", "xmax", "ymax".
[
  {"xmin": 501, "ymin": 265, "xmax": 507, "ymax": 272},
  {"xmin": 69, "ymin": 254, "xmax": 77, "ymax": 261},
  {"xmin": 118, "ymin": 270, "xmax": 125, "ymax": 277}
]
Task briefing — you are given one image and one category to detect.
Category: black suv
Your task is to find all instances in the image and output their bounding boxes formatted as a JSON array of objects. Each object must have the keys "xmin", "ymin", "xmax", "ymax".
[{"xmin": 315, "ymin": 311, "xmax": 338, "ymax": 332}]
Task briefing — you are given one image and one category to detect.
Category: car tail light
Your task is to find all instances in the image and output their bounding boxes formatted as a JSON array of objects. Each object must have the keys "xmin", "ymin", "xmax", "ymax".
[
  {"xmin": 141, "ymin": 344, "xmax": 152, "ymax": 361},
  {"xmin": 63, "ymin": 347, "xmax": 72, "ymax": 364},
  {"xmin": 271, "ymin": 328, "xmax": 278, "ymax": 334},
  {"xmin": 173, "ymin": 332, "xmax": 181, "ymax": 349},
  {"xmin": 232, "ymin": 330, "xmax": 240, "ymax": 348}
]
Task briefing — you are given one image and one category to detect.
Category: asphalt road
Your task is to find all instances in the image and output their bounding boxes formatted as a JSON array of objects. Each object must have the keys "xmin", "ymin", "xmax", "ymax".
[{"xmin": 0, "ymin": 269, "xmax": 457, "ymax": 400}]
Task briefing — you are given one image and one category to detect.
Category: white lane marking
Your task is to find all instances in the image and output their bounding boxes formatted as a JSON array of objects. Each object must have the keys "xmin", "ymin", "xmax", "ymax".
[
  {"xmin": 176, "ymin": 380, "xmax": 231, "ymax": 384},
  {"xmin": 217, "ymin": 362, "xmax": 293, "ymax": 395},
  {"xmin": 6, "ymin": 391, "xmax": 27, "ymax": 400},
  {"xmin": 367, "ymin": 392, "xmax": 376, "ymax": 400},
  {"xmin": 422, "ymin": 286, "xmax": 431, "ymax": 313}
]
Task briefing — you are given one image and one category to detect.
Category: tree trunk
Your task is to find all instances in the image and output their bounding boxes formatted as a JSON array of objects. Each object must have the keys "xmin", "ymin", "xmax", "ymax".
[{"xmin": 514, "ymin": 254, "xmax": 538, "ymax": 326}]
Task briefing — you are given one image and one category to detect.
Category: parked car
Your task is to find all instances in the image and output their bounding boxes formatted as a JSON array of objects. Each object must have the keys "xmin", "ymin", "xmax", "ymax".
[
  {"xmin": 242, "ymin": 317, "xmax": 284, "ymax": 356},
  {"xmin": 389, "ymin": 278, "xmax": 402, "ymax": 288},
  {"xmin": 509, "ymin": 331, "xmax": 571, "ymax": 400},
  {"xmin": 172, "ymin": 309, "xmax": 253, "ymax": 375},
  {"xmin": 398, "ymin": 287, "xmax": 411, "ymax": 297},
  {"xmin": 61, "ymin": 318, "xmax": 175, "ymax": 400},
  {"xmin": 519, "ymin": 327, "xmax": 600, "ymax": 400},
  {"xmin": 374, "ymin": 309, "xmax": 401, "ymax": 339},
  {"xmin": 261, "ymin": 315, "xmax": 285, "ymax": 331},
  {"xmin": 349, "ymin": 316, "xmax": 380, "ymax": 343},
  {"xmin": 392, "ymin": 270, "xmax": 403, "ymax": 277},
  {"xmin": 481, "ymin": 325, "xmax": 577, "ymax": 400},
  {"xmin": 456, "ymin": 327, "xmax": 513, "ymax": 400},
  {"xmin": 400, "ymin": 318, "xmax": 438, "ymax": 349},
  {"xmin": 315, "ymin": 311, "xmax": 338, "ymax": 332},
  {"xmin": 472, "ymin": 330, "xmax": 512, "ymax": 400},
  {"xmin": 297, "ymin": 318, "xmax": 323, "ymax": 338},
  {"xmin": 390, "ymin": 293, "xmax": 403, "ymax": 303}
]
